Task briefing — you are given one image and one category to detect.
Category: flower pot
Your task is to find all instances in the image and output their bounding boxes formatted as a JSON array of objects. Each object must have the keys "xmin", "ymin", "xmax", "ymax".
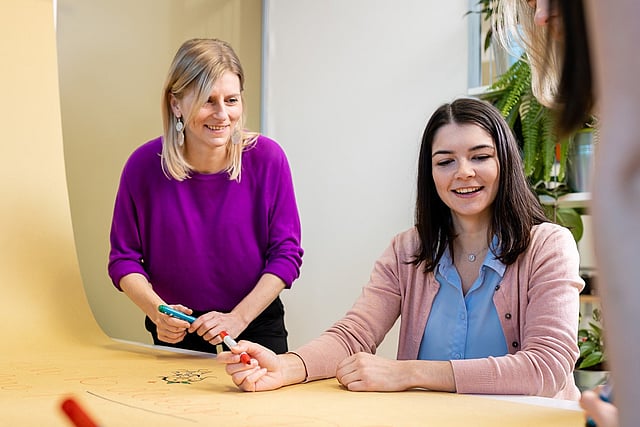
[
  {"xmin": 574, "ymin": 369, "xmax": 609, "ymax": 392},
  {"xmin": 567, "ymin": 129, "xmax": 595, "ymax": 193}
]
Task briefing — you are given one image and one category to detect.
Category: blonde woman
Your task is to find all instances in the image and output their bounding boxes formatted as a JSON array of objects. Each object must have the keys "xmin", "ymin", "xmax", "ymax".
[{"xmin": 108, "ymin": 39, "xmax": 303, "ymax": 354}]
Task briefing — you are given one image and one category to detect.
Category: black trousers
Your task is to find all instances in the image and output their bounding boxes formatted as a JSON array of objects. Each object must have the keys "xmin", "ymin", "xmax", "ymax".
[{"xmin": 146, "ymin": 296, "xmax": 288, "ymax": 354}]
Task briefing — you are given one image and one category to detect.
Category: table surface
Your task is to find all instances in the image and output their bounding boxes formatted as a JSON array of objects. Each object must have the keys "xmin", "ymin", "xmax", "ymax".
[{"xmin": 1, "ymin": 339, "xmax": 585, "ymax": 427}]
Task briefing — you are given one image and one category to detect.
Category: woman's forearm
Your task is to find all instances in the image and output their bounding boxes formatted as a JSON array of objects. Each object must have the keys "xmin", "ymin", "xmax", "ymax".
[
  {"xmin": 280, "ymin": 352, "xmax": 309, "ymax": 386},
  {"xmin": 231, "ymin": 273, "xmax": 286, "ymax": 326},
  {"xmin": 406, "ymin": 360, "xmax": 456, "ymax": 392},
  {"xmin": 119, "ymin": 273, "xmax": 164, "ymax": 319}
]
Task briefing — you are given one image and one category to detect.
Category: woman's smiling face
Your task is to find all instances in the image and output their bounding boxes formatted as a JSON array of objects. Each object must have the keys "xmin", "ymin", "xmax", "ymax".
[
  {"xmin": 172, "ymin": 70, "xmax": 243, "ymax": 152},
  {"xmin": 431, "ymin": 123, "xmax": 500, "ymax": 221}
]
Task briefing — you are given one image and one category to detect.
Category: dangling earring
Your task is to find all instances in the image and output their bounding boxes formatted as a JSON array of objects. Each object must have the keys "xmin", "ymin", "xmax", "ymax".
[
  {"xmin": 231, "ymin": 127, "xmax": 241, "ymax": 145},
  {"xmin": 175, "ymin": 116, "xmax": 185, "ymax": 147}
]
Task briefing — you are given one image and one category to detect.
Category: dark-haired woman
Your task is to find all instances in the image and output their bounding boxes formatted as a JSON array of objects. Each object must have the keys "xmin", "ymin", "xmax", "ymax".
[{"xmin": 219, "ymin": 98, "xmax": 584, "ymax": 399}]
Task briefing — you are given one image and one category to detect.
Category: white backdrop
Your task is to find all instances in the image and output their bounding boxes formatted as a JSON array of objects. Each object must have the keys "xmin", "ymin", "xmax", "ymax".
[{"xmin": 263, "ymin": 0, "xmax": 470, "ymax": 357}]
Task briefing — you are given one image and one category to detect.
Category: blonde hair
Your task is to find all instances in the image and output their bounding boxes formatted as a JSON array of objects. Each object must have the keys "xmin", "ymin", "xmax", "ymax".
[
  {"xmin": 161, "ymin": 38, "xmax": 258, "ymax": 181},
  {"xmin": 493, "ymin": 0, "xmax": 563, "ymax": 108}
]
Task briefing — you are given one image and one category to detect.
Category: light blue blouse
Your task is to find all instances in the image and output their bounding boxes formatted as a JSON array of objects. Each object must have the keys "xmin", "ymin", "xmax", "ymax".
[{"xmin": 418, "ymin": 240, "xmax": 508, "ymax": 361}]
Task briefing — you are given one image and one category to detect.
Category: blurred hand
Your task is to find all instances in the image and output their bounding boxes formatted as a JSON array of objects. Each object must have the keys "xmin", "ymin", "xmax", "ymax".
[{"xmin": 580, "ymin": 388, "xmax": 619, "ymax": 427}]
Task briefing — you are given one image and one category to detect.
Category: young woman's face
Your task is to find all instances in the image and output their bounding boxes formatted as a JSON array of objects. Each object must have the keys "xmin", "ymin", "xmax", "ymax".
[
  {"xmin": 431, "ymin": 123, "xmax": 500, "ymax": 221},
  {"xmin": 172, "ymin": 70, "xmax": 243, "ymax": 151}
]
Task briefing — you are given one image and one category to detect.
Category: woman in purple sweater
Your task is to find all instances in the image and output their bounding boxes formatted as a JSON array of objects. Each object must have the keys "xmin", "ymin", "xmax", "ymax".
[
  {"xmin": 108, "ymin": 39, "xmax": 303, "ymax": 354},
  {"xmin": 219, "ymin": 98, "xmax": 584, "ymax": 399}
]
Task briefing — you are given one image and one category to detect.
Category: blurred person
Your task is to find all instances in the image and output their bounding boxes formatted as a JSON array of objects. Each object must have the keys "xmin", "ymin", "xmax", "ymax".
[{"xmin": 495, "ymin": 1, "xmax": 640, "ymax": 425}]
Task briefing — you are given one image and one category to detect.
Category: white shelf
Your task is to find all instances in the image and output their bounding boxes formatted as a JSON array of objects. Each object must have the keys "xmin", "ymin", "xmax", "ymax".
[
  {"xmin": 467, "ymin": 85, "xmax": 491, "ymax": 96},
  {"xmin": 539, "ymin": 192, "xmax": 591, "ymax": 209}
]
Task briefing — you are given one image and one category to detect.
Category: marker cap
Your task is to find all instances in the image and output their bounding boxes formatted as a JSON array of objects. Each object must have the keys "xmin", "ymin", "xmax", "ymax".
[
  {"xmin": 219, "ymin": 331, "xmax": 251, "ymax": 365},
  {"xmin": 61, "ymin": 397, "xmax": 99, "ymax": 427}
]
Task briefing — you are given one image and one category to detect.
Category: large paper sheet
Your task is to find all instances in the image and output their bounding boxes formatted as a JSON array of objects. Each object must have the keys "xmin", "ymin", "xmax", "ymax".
[{"xmin": 0, "ymin": 1, "xmax": 584, "ymax": 425}]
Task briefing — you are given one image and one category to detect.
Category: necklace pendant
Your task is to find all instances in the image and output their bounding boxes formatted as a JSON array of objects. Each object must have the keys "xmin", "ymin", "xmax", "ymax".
[{"xmin": 467, "ymin": 254, "xmax": 477, "ymax": 262}]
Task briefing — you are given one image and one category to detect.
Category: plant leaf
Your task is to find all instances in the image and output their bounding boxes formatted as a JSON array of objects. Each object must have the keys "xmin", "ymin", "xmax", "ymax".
[
  {"xmin": 578, "ymin": 351, "xmax": 604, "ymax": 370},
  {"xmin": 553, "ymin": 208, "xmax": 584, "ymax": 241}
]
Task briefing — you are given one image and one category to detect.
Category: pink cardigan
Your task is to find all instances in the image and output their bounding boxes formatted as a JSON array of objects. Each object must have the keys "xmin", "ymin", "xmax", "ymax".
[{"xmin": 294, "ymin": 223, "xmax": 584, "ymax": 400}]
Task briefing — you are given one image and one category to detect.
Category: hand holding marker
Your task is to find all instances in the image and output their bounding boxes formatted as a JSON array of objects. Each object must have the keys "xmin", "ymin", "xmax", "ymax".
[
  {"xmin": 158, "ymin": 304, "xmax": 196, "ymax": 323},
  {"xmin": 157, "ymin": 305, "xmax": 251, "ymax": 364},
  {"xmin": 220, "ymin": 331, "xmax": 251, "ymax": 365}
]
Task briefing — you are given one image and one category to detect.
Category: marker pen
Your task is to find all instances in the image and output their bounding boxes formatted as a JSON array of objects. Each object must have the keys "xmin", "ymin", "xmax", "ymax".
[
  {"xmin": 60, "ymin": 397, "xmax": 100, "ymax": 427},
  {"xmin": 158, "ymin": 304, "xmax": 196, "ymax": 323},
  {"xmin": 219, "ymin": 330, "xmax": 251, "ymax": 365}
]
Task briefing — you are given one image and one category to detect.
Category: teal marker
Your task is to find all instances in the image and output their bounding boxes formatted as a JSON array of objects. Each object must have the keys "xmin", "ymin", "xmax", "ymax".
[{"xmin": 158, "ymin": 304, "xmax": 196, "ymax": 323}]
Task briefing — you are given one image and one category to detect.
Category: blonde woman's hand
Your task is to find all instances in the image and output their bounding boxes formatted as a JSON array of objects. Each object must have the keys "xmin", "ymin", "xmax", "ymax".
[
  {"xmin": 155, "ymin": 304, "xmax": 192, "ymax": 343},
  {"xmin": 189, "ymin": 310, "xmax": 245, "ymax": 345}
]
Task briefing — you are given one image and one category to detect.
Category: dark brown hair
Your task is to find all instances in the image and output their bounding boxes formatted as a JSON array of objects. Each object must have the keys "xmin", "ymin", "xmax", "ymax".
[
  {"xmin": 411, "ymin": 98, "xmax": 548, "ymax": 272},
  {"xmin": 553, "ymin": 0, "xmax": 594, "ymax": 137}
]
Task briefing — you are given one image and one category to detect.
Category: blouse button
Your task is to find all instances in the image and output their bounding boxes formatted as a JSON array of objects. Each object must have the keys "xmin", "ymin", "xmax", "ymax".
[
  {"xmin": 505, "ymin": 313, "xmax": 512, "ymax": 319},
  {"xmin": 512, "ymin": 341, "xmax": 519, "ymax": 348}
]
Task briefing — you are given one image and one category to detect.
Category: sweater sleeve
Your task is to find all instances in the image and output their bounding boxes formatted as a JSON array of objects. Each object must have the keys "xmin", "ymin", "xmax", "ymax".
[
  {"xmin": 451, "ymin": 224, "xmax": 584, "ymax": 399},
  {"xmin": 107, "ymin": 159, "xmax": 148, "ymax": 290},
  {"xmin": 260, "ymin": 139, "xmax": 303, "ymax": 288},
  {"xmin": 294, "ymin": 237, "xmax": 403, "ymax": 381}
]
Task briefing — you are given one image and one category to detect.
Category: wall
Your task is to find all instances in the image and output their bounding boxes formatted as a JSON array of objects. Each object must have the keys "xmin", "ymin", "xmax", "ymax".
[
  {"xmin": 0, "ymin": 0, "xmax": 91, "ymax": 347},
  {"xmin": 263, "ymin": 0, "xmax": 469, "ymax": 356},
  {"xmin": 57, "ymin": 0, "xmax": 262, "ymax": 343}
]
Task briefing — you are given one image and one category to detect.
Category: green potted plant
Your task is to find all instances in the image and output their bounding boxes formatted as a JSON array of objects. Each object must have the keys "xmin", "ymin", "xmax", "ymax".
[
  {"xmin": 566, "ymin": 126, "xmax": 597, "ymax": 194},
  {"xmin": 468, "ymin": 0, "xmax": 591, "ymax": 241},
  {"xmin": 479, "ymin": 57, "xmax": 584, "ymax": 241},
  {"xmin": 480, "ymin": 57, "xmax": 566, "ymax": 184},
  {"xmin": 574, "ymin": 307, "xmax": 609, "ymax": 391}
]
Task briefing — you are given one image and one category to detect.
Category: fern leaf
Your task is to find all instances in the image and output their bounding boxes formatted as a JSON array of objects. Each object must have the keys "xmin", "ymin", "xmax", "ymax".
[{"xmin": 540, "ymin": 111, "xmax": 556, "ymax": 182}]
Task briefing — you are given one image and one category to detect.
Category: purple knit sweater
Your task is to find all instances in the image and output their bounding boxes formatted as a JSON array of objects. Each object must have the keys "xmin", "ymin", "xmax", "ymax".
[{"xmin": 108, "ymin": 136, "xmax": 303, "ymax": 311}]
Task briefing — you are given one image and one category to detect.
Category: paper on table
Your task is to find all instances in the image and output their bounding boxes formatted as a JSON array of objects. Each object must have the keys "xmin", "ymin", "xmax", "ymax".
[{"xmin": 0, "ymin": 2, "xmax": 584, "ymax": 426}]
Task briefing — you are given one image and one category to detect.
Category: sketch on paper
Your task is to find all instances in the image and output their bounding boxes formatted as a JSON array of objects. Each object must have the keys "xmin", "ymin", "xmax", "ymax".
[{"xmin": 160, "ymin": 369, "xmax": 214, "ymax": 385}]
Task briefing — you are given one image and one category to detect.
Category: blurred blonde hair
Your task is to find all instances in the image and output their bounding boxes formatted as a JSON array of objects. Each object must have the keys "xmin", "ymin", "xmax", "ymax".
[
  {"xmin": 493, "ymin": 0, "xmax": 562, "ymax": 108},
  {"xmin": 161, "ymin": 38, "xmax": 258, "ymax": 181}
]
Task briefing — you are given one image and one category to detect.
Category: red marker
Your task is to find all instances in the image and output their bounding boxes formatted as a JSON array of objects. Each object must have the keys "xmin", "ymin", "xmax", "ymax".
[
  {"xmin": 60, "ymin": 397, "xmax": 100, "ymax": 427},
  {"xmin": 219, "ymin": 331, "xmax": 251, "ymax": 365}
]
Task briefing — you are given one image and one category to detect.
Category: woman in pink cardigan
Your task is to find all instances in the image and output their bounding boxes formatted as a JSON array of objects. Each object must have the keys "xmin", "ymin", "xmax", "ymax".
[{"xmin": 219, "ymin": 98, "xmax": 584, "ymax": 399}]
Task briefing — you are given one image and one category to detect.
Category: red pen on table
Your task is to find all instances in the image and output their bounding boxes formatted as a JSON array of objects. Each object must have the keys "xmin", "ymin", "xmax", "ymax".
[
  {"xmin": 60, "ymin": 397, "xmax": 101, "ymax": 427},
  {"xmin": 219, "ymin": 330, "xmax": 251, "ymax": 365}
]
